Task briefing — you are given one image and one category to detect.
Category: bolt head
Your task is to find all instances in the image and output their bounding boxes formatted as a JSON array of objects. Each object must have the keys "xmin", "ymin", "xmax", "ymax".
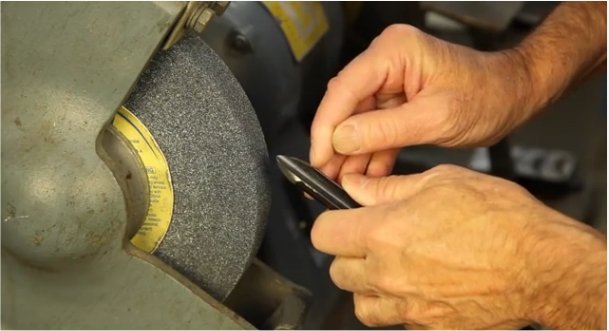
[
  {"xmin": 232, "ymin": 34, "xmax": 251, "ymax": 52},
  {"xmin": 193, "ymin": 10, "xmax": 214, "ymax": 33}
]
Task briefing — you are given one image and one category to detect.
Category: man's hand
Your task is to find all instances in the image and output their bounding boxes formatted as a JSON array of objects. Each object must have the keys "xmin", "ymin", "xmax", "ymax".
[
  {"xmin": 309, "ymin": 2, "xmax": 606, "ymax": 182},
  {"xmin": 311, "ymin": 165, "xmax": 607, "ymax": 329},
  {"xmin": 309, "ymin": 25, "xmax": 537, "ymax": 181}
]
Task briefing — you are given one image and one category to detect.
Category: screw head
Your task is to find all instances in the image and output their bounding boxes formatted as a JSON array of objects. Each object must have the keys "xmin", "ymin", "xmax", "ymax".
[{"xmin": 231, "ymin": 33, "xmax": 251, "ymax": 53}]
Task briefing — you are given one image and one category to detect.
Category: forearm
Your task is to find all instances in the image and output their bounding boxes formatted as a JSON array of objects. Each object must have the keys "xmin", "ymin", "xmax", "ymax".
[
  {"xmin": 512, "ymin": 2, "xmax": 606, "ymax": 115},
  {"xmin": 527, "ymin": 212, "xmax": 607, "ymax": 329}
]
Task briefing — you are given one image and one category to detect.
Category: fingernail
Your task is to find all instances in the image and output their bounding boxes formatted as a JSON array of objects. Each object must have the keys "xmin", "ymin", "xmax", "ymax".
[
  {"xmin": 333, "ymin": 124, "xmax": 360, "ymax": 154},
  {"xmin": 342, "ymin": 174, "xmax": 368, "ymax": 189}
]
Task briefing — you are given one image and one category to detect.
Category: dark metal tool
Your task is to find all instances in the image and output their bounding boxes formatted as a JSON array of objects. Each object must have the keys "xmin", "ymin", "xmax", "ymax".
[{"xmin": 276, "ymin": 155, "xmax": 360, "ymax": 209}]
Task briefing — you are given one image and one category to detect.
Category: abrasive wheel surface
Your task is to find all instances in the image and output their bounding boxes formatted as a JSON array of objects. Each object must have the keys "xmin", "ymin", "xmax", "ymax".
[{"xmin": 125, "ymin": 33, "xmax": 271, "ymax": 301}]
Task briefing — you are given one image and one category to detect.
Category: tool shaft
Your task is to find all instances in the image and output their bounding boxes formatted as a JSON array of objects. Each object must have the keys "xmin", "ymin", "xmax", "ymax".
[{"xmin": 276, "ymin": 155, "xmax": 360, "ymax": 209}]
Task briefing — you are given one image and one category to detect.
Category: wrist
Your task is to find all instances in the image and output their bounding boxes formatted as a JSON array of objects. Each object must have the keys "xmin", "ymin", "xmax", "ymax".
[
  {"xmin": 510, "ymin": 44, "xmax": 572, "ymax": 115},
  {"xmin": 506, "ymin": 2, "xmax": 607, "ymax": 118},
  {"xmin": 523, "ymin": 210, "xmax": 607, "ymax": 329},
  {"xmin": 488, "ymin": 48, "xmax": 545, "ymax": 126}
]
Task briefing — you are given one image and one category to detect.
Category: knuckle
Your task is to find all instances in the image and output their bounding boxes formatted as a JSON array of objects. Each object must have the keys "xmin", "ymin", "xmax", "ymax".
[
  {"xmin": 386, "ymin": 175, "xmax": 404, "ymax": 195},
  {"xmin": 326, "ymin": 75, "xmax": 350, "ymax": 96},
  {"xmin": 497, "ymin": 177, "xmax": 534, "ymax": 198},
  {"xmin": 375, "ymin": 175, "xmax": 401, "ymax": 200},
  {"xmin": 376, "ymin": 176, "xmax": 393, "ymax": 195},
  {"xmin": 354, "ymin": 301, "xmax": 376, "ymax": 327},
  {"xmin": 374, "ymin": 119, "xmax": 400, "ymax": 148},
  {"xmin": 326, "ymin": 76, "xmax": 342, "ymax": 91},
  {"xmin": 328, "ymin": 260, "xmax": 345, "ymax": 289},
  {"xmin": 354, "ymin": 114, "xmax": 400, "ymax": 153},
  {"xmin": 429, "ymin": 164, "xmax": 462, "ymax": 174},
  {"xmin": 420, "ymin": 164, "xmax": 471, "ymax": 189},
  {"xmin": 513, "ymin": 183, "xmax": 534, "ymax": 198},
  {"xmin": 359, "ymin": 316, "xmax": 377, "ymax": 328},
  {"xmin": 326, "ymin": 75, "xmax": 358, "ymax": 104},
  {"xmin": 381, "ymin": 24, "xmax": 420, "ymax": 39}
]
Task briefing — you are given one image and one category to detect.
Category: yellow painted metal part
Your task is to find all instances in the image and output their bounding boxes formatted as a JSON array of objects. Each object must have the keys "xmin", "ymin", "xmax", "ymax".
[{"xmin": 262, "ymin": 1, "xmax": 329, "ymax": 62}]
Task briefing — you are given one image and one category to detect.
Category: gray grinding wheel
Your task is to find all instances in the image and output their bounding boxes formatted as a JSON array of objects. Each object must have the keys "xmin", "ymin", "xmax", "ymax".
[{"xmin": 125, "ymin": 33, "xmax": 271, "ymax": 301}]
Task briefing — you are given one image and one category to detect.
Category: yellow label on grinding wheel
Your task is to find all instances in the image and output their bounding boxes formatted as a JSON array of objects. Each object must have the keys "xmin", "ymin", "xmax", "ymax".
[
  {"xmin": 262, "ymin": 1, "xmax": 329, "ymax": 62},
  {"xmin": 112, "ymin": 106, "xmax": 174, "ymax": 253}
]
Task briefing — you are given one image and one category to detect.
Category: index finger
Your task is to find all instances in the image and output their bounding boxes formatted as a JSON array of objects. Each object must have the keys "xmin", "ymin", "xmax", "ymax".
[
  {"xmin": 310, "ymin": 207, "xmax": 380, "ymax": 258},
  {"xmin": 310, "ymin": 51, "xmax": 389, "ymax": 168}
]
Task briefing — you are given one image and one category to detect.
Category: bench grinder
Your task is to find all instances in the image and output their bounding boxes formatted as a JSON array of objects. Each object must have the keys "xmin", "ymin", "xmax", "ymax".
[{"xmin": 2, "ymin": 2, "xmax": 310, "ymax": 329}]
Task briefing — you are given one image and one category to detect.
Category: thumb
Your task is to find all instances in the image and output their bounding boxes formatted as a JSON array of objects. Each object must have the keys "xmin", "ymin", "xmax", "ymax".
[
  {"xmin": 341, "ymin": 173, "xmax": 423, "ymax": 206},
  {"xmin": 332, "ymin": 98, "xmax": 444, "ymax": 155}
]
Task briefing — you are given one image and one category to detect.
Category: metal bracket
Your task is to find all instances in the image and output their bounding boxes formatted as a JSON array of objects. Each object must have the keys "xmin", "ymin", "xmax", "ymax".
[{"xmin": 163, "ymin": 1, "xmax": 229, "ymax": 50}]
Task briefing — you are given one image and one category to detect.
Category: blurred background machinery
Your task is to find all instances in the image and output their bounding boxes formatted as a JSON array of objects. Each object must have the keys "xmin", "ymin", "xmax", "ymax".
[{"xmin": 2, "ymin": 1, "xmax": 605, "ymax": 329}]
